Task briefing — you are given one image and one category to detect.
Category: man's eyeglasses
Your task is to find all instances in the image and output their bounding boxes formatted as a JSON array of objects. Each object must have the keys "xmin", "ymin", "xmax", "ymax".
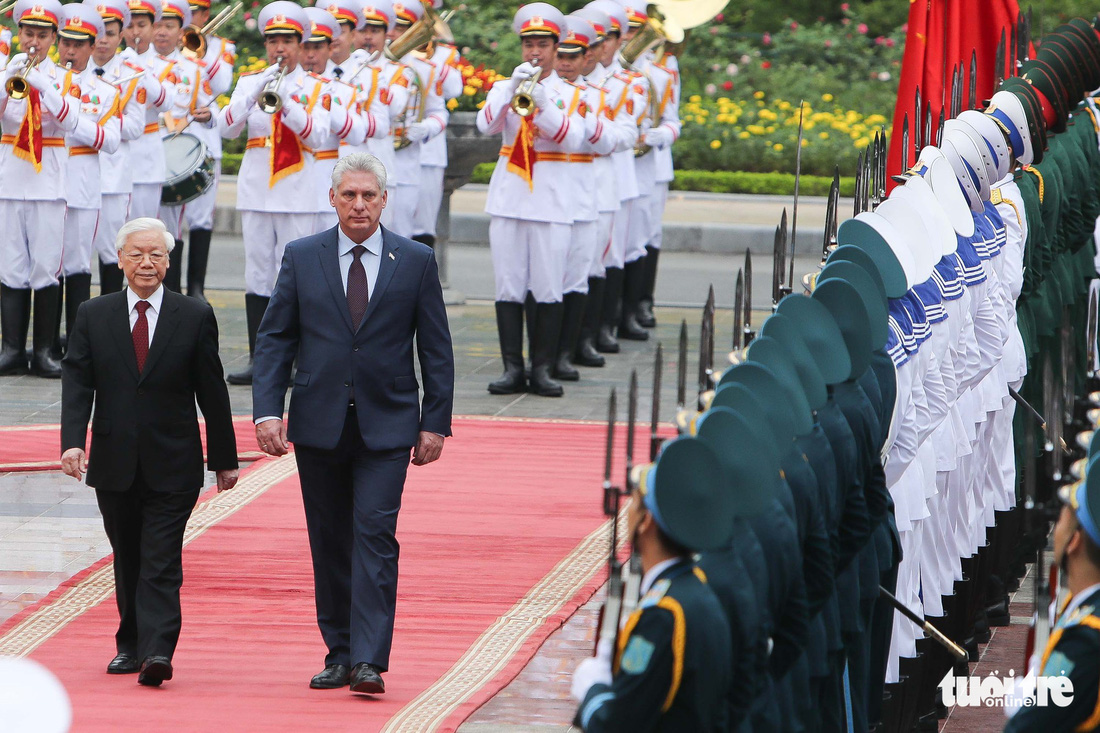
[{"xmin": 122, "ymin": 251, "xmax": 167, "ymax": 264}]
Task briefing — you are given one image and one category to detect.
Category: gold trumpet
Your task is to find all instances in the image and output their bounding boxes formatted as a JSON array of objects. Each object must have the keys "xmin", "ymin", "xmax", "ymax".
[
  {"xmin": 5, "ymin": 46, "xmax": 42, "ymax": 100},
  {"xmin": 388, "ymin": 3, "xmax": 456, "ymax": 149},
  {"xmin": 623, "ymin": 5, "xmax": 684, "ymax": 157},
  {"xmin": 181, "ymin": 1, "xmax": 243, "ymax": 60},
  {"xmin": 510, "ymin": 62, "xmax": 541, "ymax": 117},
  {"xmin": 258, "ymin": 57, "xmax": 288, "ymax": 114}
]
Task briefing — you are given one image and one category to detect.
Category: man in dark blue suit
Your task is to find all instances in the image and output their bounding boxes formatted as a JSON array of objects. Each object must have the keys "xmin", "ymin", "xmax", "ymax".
[{"xmin": 251, "ymin": 153, "xmax": 455, "ymax": 695}]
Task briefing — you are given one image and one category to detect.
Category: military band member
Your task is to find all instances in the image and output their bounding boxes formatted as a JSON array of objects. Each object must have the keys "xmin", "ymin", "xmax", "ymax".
[
  {"xmin": 57, "ymin": 5, "xmax": 122, "ymax": 352},
  {"xmin": 122, "ymin": 0, "xmax": 175, "ymax": 221},
  {"xmin": 0, "ymin": 0, "xmax": 77, "ymax": 378},
  {"xmin": 0, "ymin": 27, "xmax": 11, "ymax": 70},
  {"xmin": 301, "ymin": 5, "xmax": 373, "ymax": 231},
  {"xmin": 85, "ymin": 0, "xmax": 146, "ymax": 296},
  {"xmin": 476, "ymin": 3, "xmax": 585, "ymax": 398},
  {"xmin": 183, "ymin": 0, "xmax": 237, "ymax": 301},
  {"xmin": 152, "ymin": 0, "xmax": 216, "ymax": 292},
  {"xmin": 218, "ymin": 0, "xmax": 329, "ymax": 385},
  {"xmin": 409, "ymin": 0, "xmax": 462, "ymax": 249},
  {"xmin": 553, "ymin": 16, "xmax": 630, "ymax": 382}
]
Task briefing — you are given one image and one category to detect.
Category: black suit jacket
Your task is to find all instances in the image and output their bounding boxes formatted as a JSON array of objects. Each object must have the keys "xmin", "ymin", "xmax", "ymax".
[
  {"xmin": 61, "ymin": 289, "xmax": 238, "ymax": 492},
  {"xmin": 251, "ymin": 225, "xmax": 454, "ymax": 451}
]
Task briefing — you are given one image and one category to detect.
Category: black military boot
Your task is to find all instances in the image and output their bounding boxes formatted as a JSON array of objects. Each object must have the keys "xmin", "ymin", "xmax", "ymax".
[
  {"xmin": 187, "ymin": 228, "xmax": 212, "ymax": 303},
  {"xmin": 50, "ymin": 276, "xmax": 65, "ymax": 360},
  {"xmin": 98, "ymin": 258, "xmax": 124, "ymax": 294},
  {"xmin": 523, "ymin": 291, "xmax": 536, "ymax": 380},
  {"xmin": 618, "ymin": 257, "xmax": 649, "ymax": 341},
  {"xmin": 597, "ymin": 267, "xmax": 623, "ymax": 353},
  {"xmin": 165, "ymin": 239, "xmax": 184, "ymax": 292},
  {"xmin": 553, "ymin": 291, "xmax": 586, "ymax": 381},
  {"xmin": 64, "ymin": 273, "xmax": 92, "ymax": 355},
  {"xmin": 227, "ymin": 294, "xmax": 269, "ymax": 386},
  {"xmin": 31, "ymin": 286, "xmax": 63, "ymax": 378},
  {"xmin": 529, "ymin": 302, "xmax": 564, "ymax": 397},
  {"xmin": 575, "ymin": 276, "xmax": 605, "ymax": 367},
  {"xmin": 410, "ymin": 234, "xmax": 436, "ymax": 249},
  {"xmin": 488, "ymin": 301, "xmax": 526, "ymax": 395},
  {"xmin": 637, "ymin": 245, "xmax": 659, "ymax": 327},
  {"xmin": 0, "ymin": 285, "xmax": 31, "ymax": 375}
]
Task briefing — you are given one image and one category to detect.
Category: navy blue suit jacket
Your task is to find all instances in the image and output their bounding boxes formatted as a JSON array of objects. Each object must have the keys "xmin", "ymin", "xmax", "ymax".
[{"xmin": 251, "ymin": 225, "xmax": 454, "ymax": 451}]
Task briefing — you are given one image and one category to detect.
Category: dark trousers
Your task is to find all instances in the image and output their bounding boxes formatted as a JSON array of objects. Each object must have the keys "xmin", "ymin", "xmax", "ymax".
[
  {"xmin": 95, "ymin": 472, "xmax": 199, "ymax": 661},
  {"xmin": 294, "ymin": 406, "xmax": 410, "ymax": 671}
]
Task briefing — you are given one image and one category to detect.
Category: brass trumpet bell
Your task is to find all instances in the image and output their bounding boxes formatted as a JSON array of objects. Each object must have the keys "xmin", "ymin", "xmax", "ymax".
[
  {"xmin": 384, "ymin": 3, "xmax": 447, "ymax": 62},
  {"xmin": 510, "ymin": 68, "xmax": 540, "ymax": 117},
  {"xmin": 5, "ymin": 47, "xmax": 42, "ymax": 101},
  {"xmin": 181, "ymin": 1, "xmax": 243, "ymax": 59},
  {"xmin": 258, "ymin": 58, "xmax": 289, "ymax": 115}
]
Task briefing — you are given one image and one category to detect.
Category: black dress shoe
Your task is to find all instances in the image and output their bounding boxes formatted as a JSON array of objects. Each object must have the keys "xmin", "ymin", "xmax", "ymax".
[
  {"xmin": 310, "ymin": 663, "xmax": 350, "ymax": 689},
  {"xmin": 106, "ymin": 653, "xmax": 139, "ymax": 674},
  {"xmin": 137, "ymin": 656, "xmax": 173, "ymax": 686},
  {"xmin": 349, "ymin": 662, "xmax": 385, "ymax": 694}
]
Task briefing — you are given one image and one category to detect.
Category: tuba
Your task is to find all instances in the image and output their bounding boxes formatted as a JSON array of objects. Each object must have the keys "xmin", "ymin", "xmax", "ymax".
[
  {"xmin": 181, "ymin": 1, "xmax": 243, "ymax": 60},
  {"xmin": 388, "ymin": 3, "xmax": 455, "ymax": 149},
  {"xmin": 622, "ymin": 5, "xmax": 683, "ymax": 157},
  {"xmin": 5, "ymin": 46, "xmax": 43, "ymax": 100}
]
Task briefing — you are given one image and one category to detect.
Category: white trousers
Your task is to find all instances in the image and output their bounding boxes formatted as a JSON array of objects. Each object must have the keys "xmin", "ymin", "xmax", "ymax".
[
  {"xmin": 0, "ymin": 199, "xmax": 66, "ymax": 289},
  {"xmin": 387, "ymin": 183, "xmax": 418, "ymax": 238},
  {"xmin": 61, "ymin": 207, "xmax": 100, "ymax": 276},
  {"xmin": 240, "ymin": 210, "xmax": 316, "ymax": 297},
  {"xmin": 96, "ymin": 194, "xmax": 130, "ymax": 265},
  {"xmin": 489, "ymin": 216, "xmax": 569, "ymax": 303},
  {"xmin": 591, "ymin": 212, "xmax": 613, "ymax": 278},
  {"xmin": 625, "ymin": 192, "xmax": 653, "ymax": 263},
  {"xmin": 160, "ymin": 203, "xmax": 186, "ymax": 240},
  {"xmin": 413, "ymin": 164, "xmax": 445, "ymax": 237},
  {"xmin": 647, "ymin": 182, "xmax": 668, "ymax": 250},
  {"xmin": 603, "ymin": 198, "xmax": 635, "ymax": 270},
  {"xmin": 130, "ymin": 183, "xmax": 162, "ymax": 221},
  {"xmin": 184, "ymin": 162, "xmax": 220, "ymax": 231},
  {"xmin": 380, "ymin": 186, "xmax": 397, "ymax": 230},
  {"xmin": 566, "ymin": 220, "xmax": 597, "ymax": 294},
  {"xmin": 315, "ymin": 210, "xmax": 339, "ymax": 233}
]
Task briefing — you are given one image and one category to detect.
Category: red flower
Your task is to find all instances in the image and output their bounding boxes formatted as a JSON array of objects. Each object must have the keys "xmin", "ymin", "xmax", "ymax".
[
  {"xmin": 857, "ymin": 23, "xmax": 868, "ymax": 34},
  {"xmin": 715, "ymin": 12, "xmax": 723, "ymax": 21},
  {"xmin": 841, "ymin": 2, "xmax": 850, "ymax": 9},
  {"xmin": 790, "ymin": 21, "xmax": 798, "ymax": 30},
  {"xmin": 761, "ymin": 60, "xmax": 772, "ymax": 69},
  {"xmin": 885, "ymin": 38, "xmax": 896, "ymax": 48},
  {"xmin": 722, "ymin": 80, "xmax": 733, "ymax": 91},
  {"xmin": 762, "ymin": 32, "xmax": 772, "ymax": 45}
]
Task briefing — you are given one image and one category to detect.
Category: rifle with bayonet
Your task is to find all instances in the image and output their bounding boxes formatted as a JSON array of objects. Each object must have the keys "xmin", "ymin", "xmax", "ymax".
[
  {"xmin": 697, "ymin": 285, "xmax": 715, "ymax": 410},
  {"xmin": 968, "ymin": 49, "xmax": 977, "ymax": 111},
  {"xmin": 914, "ymin": 87, "xmax": 923, "ymax": 151},
  {"xmin": 995, "ymin": 29, "xmax": 1006, "ymax": 88},
  {"xmin": 822, "ymin": 174, "xmax": 838, "ymax": 264},
  {"xmin": 650, "ymin": 344, "xmax": 663, "ymax": 461},
  {"xmin": 901, "ymin": 113, "xmax": 911, "ymax": 172},
  {"xmin": 787, "ymin": 101, "xmax": 805, "ymax": 295},
  {"xmin": 620, "ymin": 371, "xmax": 643, "ymax": 620},
  {"xmin": 594, "ymin": 388, "xmax": 623, "ymax": 656},
  {"xmin": 734, "ymin": 269, "xmax": 744, "ymax": 352},
  {"xmin": 773, "ymin": 209, "xmax": 788, "ymax": 307},
  {"xmin": 743, "ymin": 251, "xmax": 755, "ymax": 346}
]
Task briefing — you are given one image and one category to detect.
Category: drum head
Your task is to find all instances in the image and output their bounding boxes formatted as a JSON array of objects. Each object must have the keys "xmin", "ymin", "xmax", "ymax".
[{"xmin": 163, "ymin": 133, "xmax": 207, "ymax": 185}]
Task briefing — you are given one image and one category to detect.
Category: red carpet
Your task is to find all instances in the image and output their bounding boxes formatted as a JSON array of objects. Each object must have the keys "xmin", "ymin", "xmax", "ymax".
[
  {"xmin": 0, "ymin": 418, "xmax": 266, "ymax": 472},
  {"xmin": 0, "ymin": 416, "xmax": 631, "ymax": 732}
]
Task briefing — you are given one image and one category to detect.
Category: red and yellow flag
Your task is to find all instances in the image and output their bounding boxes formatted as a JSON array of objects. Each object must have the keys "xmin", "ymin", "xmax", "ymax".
[
  {"xmin": 12, "ymin": 88, "xmax": 44, "ymax": 173},
  {"xmin": 269, "ymin": 111, "xmax": 305, "ymax": 187},
  {"xmin": 506, "ymin": 115, "xmax": 536, "ymax": 191}
]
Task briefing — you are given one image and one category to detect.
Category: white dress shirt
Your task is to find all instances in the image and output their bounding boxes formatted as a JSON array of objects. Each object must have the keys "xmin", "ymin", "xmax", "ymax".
[
  {"xmin": 127, "ymin": 285, "xmax": 164, "ymax": 348},
  {"xmin": 338, "ymin": 224, "xmax": 384, "ymax": 296}
]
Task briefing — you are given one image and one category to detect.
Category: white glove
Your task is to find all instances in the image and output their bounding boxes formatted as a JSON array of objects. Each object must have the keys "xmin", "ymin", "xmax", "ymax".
[
  {"xmin": 141, "ymin": 69, "xmax": 164, "ymax": 102},
  {"xmin": 644, "ymin": 126, "xmax": 674, "ymax": 149},
  {"xmin": 117, "ymin": 47, "xmax": 138, "ymax": 63},
  {"xmin": 279, "ymin": 96, "xmax": 309, "ymax": 134},
  {"xmin": 570, "ymin": 638, "xmax": 614, "ymax": 702},
  {"xmin": 23, "ymin": 66, "xmax": 65, "ymax": 115},
  {"xmin": 532, "ymin": 79, "xmax": 550, "ymax": 111},
  {"xmin": 169, "ymin": 84, "xmax": 192, "ymax": 119},
  {"xmin": 510, "ymin": 61, "xmax": 538, "ymax": 89},
  {"xmin": 4, "ymin": 53, "xmax": 27, "ymax": 78},
  {"xmin": 404, "ymin": 120, "xmax": 431, "ymax": 143},
  {"xmin": 251, "ymin": 63, "xmax": 282, "ymax": 103}
]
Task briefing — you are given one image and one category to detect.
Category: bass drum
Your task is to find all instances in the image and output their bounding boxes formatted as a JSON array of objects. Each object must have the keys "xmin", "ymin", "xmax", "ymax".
[{"xmin": 161, "ymin": 133, "xmax": 215, "ymax": 205}]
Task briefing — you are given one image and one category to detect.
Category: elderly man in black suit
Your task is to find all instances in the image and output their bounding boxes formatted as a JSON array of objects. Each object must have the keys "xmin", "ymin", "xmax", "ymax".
[
  {"xmin": 252, "ymin": 152, "xmax": 455, "ymax": 695},
  {"xmin": 60, "ymin": 217, "xmax": 239, "ymax": 687}
]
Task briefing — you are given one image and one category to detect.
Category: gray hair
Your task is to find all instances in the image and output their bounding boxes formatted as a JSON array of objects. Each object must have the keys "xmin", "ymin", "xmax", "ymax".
[
  {"xmin": 332, "ymin": 152, "xmax": 388, "ymax": 192},
  {"xmin": 115, "ymin": 217, "xmax": 175, "ymax": 253}
]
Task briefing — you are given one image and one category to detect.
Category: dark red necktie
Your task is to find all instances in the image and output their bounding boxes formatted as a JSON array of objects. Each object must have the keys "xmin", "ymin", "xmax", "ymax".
[
  {"xmin": 347, "ymin": 245, "xmax": 369, "ymax": 328},
  {"xmin": 133, "ymin": 300, "xmax": 151, "ymax": 372}
]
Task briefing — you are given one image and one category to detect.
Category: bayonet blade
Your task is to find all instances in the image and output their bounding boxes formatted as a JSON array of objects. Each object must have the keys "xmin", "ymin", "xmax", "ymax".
[
  {"xmin": 878, "ymin": 128, "xmax": 887, "ymax": 200},
  {"xmin": 830, "ymin": 165, "xmax": 840, "ymax": 247},
  {"xmin": 822, "ymin": 179, "xmax": 835, "ymax": 260},
  {"xmin": 734, "ymin": 269, "xmax": 744, "ymax": 351},
  {"xmin": 937, "ymin": 107, "xmax": 945, "ymax": 146},
  {"xmin": 626, "ymin": 369, "xmax": 638, "ymax": 477},
  {"xmin": 995, "ymin": 29, "xmax": 1005, "ymax": 87},
  {"xmin": 744, "ymin": 250, "xmax": 754, "ymax": 343},
  {"xmin": 854, "ymin": 151, "xmax": 864, "ymax": 216},
  {"xmin": 1010, "ymin": 17, "xmax": 1018, "ymax": 73},
  {"xmin": 968, "ymin": 49, "xmax": 977, "ymax": 110},
  {"xmin": 699, "ymin": 285, "xmax": 715, "ymax": 401},
  {"xmin": 788, "ymin": 101, "xmax": 805, "ymax": 292},
  {"xmin": 650, "ymin": 343, "xmax": 663, "ymax": 461},
  {"xmin": 869, "ymin": 130, "xmax": 880, "ymax": 207},
  {"xmin": 924, "ymin": 102, "xmax": 933, "ymax": 153},
  {"xmin": 676, "ymin": 319, "xmax": 688, "ymax": 409},
  {"xmin": 914, "ymin": 86, "xmax": 922, "ymax": 150},
  {"xmin": 771, "ymin": 226, "xmax": 781, "ymax": 306},
  {"xmin": 863, "ymin": 146, "xmax": 873, "ymax": 212},
  {"xmin": 602, "ymin": 388, "xmax": 617, "ymax": 512},
  {"xmin": 901, "ymin": 113, "xmax": 910, "ymax": 172}
]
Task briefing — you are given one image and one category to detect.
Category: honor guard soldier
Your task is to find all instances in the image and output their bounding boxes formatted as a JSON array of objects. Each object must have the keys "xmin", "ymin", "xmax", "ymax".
[
  {"xmin": 0, "ymin": 0, "xmax": 78, "ymax": 378},
  {"xmin": 1005, "ymin": 468, "xmax": 1100, "ymax": 732},
  {"xmin": 85, "ymin": 0, "xmax": 146, "ymax": 296},
  {"xmin": 151, "ymin": 0, "xmax": 216, "ymax": 292},
  {"xmin": 408, "ymin": 0, "xmax": 462, "ymax": 249},
  {"xmin": 384, "ymin": 0, "xmax": 445, "ymax": 238},
  {"xmin": 571, "ymin": 436, "xmax": 735, "ymax": 731},
  {"xmin": 300, "ymin": 7, "xmax": 370, "ymax": 231},
  {"xmin": 218, "ymin": 0, "xmax": 329, "ymax": 385},
  {"xmin": 476, "ymin": 3, "xmax": 585, "ymax": 398},
  {"xmin": 182, "ymin": 0, "xmax": 238, "ymax": 301},
  {"xmin": 122, "ymin": 0, "xmax": 175, "ymax": 221},
  {"xmin": 585, "ymin": 0, "xmax": 647, "ymax": 355},
  {"xmin": 56, "ymin": 4, "xmax": 122, "ymax": 351},
  {"xmin": 347, "ymin": 0, "xmax": 411, "ymax": 231},
  {"xmin": 553, "ymin": 16, "xmax": 631, "ymax": 382}
]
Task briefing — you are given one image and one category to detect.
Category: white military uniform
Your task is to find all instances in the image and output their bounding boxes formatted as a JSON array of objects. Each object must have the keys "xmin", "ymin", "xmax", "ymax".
[
  {"xmin": 128, "ymin": 46, "xmax": 178, "ymax": 219},
  {"xmin": 638, "ymin": 50, "xmax": 680, "ymax": 255},
  {"xmin": 92, "ymin": 56, "xmax": 146, "ymax": 268},
  {"xmin": 598, "ymin": 55, "xmax": 646, "ymax": 271},
  {"xmin": 219, "ymin": 64, "xmax": 329, "ymax": 296},
  {"xmin": 0, "ymin": 56, "xmax": 80, "ymax": 290},
  {"xmin": 184, "ymin": 33, "xmax": 236, "ymax": 231},
  {"xmin": 154, "ymin": 48, "xmax": 216, "ymax": 239},
  {"xmin": 411, "ymin": 43, "xmax": 461, "ymax": 240},
  {"xmin": 477, "ymin": 70, "xmax": 585, "ymax": 303},
  {"xmin": 312, "ymin": 70, "xmax": 370, "ymax": 230},
  {"xmin": 390, "ymin": 51, "xmax": 446, "ymax": 238},
  {"xmin": 61, "ymin": 65, "xmax": 123, "ymax": 277}
]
